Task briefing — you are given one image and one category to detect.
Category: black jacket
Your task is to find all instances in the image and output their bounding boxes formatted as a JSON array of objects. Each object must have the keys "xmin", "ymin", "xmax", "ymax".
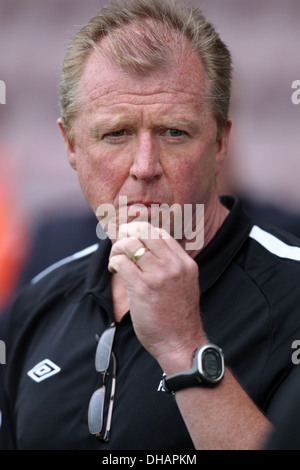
[{"xmin": 2, "ymin": 197, "xmax": 300, "ymax": 449}]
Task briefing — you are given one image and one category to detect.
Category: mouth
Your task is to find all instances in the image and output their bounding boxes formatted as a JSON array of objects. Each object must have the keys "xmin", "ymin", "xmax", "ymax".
[
  {"xmin": 126, "ymin": 200, "xmax": 161, "ymax": 207},
  {"xmin": 127, "ymin": 202, "xmax": 157, "ymax": 219},
  {"xmin": 117, "ymin": 197, "xmax": 162, "ymax": 215},
  {"xmin": 114, "ymin": 196, "xmax": 175, "ymax": 226}
]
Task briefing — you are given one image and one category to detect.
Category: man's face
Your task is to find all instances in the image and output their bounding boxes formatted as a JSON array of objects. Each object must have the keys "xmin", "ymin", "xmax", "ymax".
[{"xmin": 60, "ymin": 43, "xmax": 230, "ymax": 242}]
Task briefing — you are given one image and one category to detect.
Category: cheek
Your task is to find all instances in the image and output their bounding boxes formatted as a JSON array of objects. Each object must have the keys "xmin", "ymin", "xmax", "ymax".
[
  {"xmin": 75, "ymin": 149, "xmax": 129, "ymax": 212},
  {"xmin": 168, "ymin": 148, "xmax": 216, "ymax": 204}
]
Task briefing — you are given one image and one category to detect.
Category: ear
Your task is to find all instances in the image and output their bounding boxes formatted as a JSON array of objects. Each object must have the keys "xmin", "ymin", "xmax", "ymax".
[
  {"xmin": 57, "ymin": 117, "xmax": 77, "ymax": 171},
  {"xmin": 215, "ymin": 118, "xmax": 232, "ymax": 176}
]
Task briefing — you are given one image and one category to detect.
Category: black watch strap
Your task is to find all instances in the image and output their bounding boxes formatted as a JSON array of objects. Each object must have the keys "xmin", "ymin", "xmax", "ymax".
[{"xmin": 163, "ymin": 370, "xmax": 202, "ymax": 393}]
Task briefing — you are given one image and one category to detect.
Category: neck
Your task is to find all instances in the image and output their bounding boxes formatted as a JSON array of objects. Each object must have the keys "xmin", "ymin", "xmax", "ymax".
[
  {"xmin": 204, "ymin": 193, "xmax": 229, "ymax": 248},
  {"xmin": 179, "ymin": 192, "xmax": 229, "ymax": 259}
]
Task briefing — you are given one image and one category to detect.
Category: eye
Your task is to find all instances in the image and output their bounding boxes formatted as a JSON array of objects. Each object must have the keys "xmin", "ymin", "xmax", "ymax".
[
  {"xmin": 109, "ymin": 130, "xmax": 126, "ymax": 137},
  {"xmin": 102, "ymin": 129, "xmax": 128, "ymax": 143},
  {"xmin": 167, "ymin": 129, "xmax": 185, "ymax": 137}
]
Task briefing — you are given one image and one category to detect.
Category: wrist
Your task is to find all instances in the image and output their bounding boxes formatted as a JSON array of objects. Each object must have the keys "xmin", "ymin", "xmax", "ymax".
[
  {"xmin": 157, "ymin": 335, "xmax": 207, "ymax": 377},
  {"xmin": 163, "ymin": 343, "xmax": 225, "ymax": 394}
]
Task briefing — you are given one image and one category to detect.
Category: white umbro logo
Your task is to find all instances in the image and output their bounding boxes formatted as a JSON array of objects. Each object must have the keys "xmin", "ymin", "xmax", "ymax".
[{"xmin": 27, "ymin": 359, "xmax": 61, "ymax": 383}]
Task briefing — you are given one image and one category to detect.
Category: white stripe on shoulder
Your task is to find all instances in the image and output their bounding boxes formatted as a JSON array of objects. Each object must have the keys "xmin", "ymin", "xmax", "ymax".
[
  {"xmin": 249, "ymin": 225, "xmax": 300, "ymax": 261},
  {"xmin": 31, "ymin": 243, "xmax": 99, "ymax": 284}
]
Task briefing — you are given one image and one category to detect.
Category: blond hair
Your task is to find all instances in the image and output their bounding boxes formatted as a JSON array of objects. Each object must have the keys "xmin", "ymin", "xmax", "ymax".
[{"xmin": 59, "ymin": 0, "xmax": 232, "ymax": 144}]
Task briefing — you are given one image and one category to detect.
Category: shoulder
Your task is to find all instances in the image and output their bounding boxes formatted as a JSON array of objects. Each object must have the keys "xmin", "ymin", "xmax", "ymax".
[
  {"xmin": 30, "ymin": 243, "xmax": 99, "ymax": 285},
  {"xmin": 248, "ymin": 224, "xmax": 300, "ymax": 262},
  {"xmin": 239, "ymin": 222, "xmax": 300, "ymax": 305},
  {"xmin": 27, "ymin": 242, "xmax": 99, "ymax": 300},
  {"xmin": 7, "ymin": 243, "xmax": 99, "ymax": 333},
  {"xmin": 238, "ymin": 222, "xmax": 300, "ymax": 272}
]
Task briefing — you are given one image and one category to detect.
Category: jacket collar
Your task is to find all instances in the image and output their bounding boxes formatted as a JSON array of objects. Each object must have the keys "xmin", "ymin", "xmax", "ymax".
[{"xmin": 194, "ymin": 196, "xmax": 253, "ymax": 292}]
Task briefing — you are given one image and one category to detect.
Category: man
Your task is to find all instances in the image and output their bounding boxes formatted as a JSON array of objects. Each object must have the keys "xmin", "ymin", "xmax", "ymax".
[{"xmin": 2, "ymin": 0, "xmax": 300, "ymax": 450}]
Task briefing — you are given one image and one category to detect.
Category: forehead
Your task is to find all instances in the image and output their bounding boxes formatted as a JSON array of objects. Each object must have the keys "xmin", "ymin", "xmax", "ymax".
[{"xmin": 78, "ymin": 41, "xmax": 208, "ymax": 112}]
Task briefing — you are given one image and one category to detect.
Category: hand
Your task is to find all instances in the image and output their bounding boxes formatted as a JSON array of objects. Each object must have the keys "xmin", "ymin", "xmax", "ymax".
[{"xmin": 108, "ymin": 221, "xmax": 206, "ymax": 372}]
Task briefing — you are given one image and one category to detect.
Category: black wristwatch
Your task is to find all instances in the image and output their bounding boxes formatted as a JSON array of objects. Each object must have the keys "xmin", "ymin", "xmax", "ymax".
[{"xmin": 163, "ymin": 344, "xmax": 225, "ymax": 393}]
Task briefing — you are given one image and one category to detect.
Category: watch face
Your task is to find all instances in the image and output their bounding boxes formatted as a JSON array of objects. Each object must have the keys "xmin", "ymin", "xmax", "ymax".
[{"xmin": 201, "ymin": 347, "xmax": 223, "ymax": 381}]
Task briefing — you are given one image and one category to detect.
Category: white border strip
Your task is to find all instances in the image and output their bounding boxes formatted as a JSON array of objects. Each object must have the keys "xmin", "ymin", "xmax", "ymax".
[
  {"xmin": 249, "ymin": 225, "xmax": 300, "ymax": 261},
  {"xmin": 31, "ymin": 243, "xmax": 99, "ymax": 284}
]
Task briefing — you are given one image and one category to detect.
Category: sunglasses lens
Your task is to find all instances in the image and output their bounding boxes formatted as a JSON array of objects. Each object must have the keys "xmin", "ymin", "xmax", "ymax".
[
  {"xmin": 95, "ymin": 325, "xmax": 116, "ymax": 372},
  {"xmin": 88, "ymin": 386, "xmax": 105, "ymax": 434}
]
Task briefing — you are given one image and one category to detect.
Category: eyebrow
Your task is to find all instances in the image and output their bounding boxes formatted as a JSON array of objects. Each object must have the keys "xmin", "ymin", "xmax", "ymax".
[{"xmin": 90, "ymin": 116, "xmax": 135, "ymax": 138}]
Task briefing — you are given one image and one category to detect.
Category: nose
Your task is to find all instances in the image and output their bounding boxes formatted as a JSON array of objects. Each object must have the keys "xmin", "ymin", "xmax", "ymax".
[{"xmin": 129, "ymin": 133, "xmax": 163, "ymax": 182}]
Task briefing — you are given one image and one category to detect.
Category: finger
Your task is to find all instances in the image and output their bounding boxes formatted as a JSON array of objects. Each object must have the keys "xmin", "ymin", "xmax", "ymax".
[
  {"xmin": 118, "ymin": 222, "xmax": 161, "ymax": 243},
  {"xmin": 110, "ymin": 236, "xmax": 143, "ymax": 259},
  {"xmin": 132, "ymin": 246, "xmax": 150, "ymax": 264},
  {"xmin": 109, "ymin": 236, "xmax": 153, "ymax": 272},
  {"xmin": 119, "ymin": 222, "xmax": 187, "ymax": 260},
  {"xmin": 108, "ymin": 252, "xmax": 137, "ymax": 277}
]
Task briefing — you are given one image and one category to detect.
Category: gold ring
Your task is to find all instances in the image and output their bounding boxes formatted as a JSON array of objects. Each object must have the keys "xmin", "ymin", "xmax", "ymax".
[{"xmin": 132, "ymin": 246, "xmax": 149, "ymax": 263}]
